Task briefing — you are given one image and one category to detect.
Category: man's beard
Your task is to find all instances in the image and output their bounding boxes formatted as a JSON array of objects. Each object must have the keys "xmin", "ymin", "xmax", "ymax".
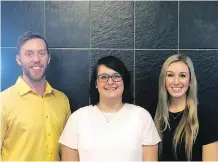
[{"xmin": 22, "ymin": 65, "xmax": 48, "ymax": 82}]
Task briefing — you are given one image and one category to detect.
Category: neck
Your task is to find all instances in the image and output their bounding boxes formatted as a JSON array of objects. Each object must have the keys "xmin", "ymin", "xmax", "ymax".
[
  {"xmin": 169, "ymin": 95, "xmax": 187, "ymax": 113},
  {"xmin": 97, "ymin": 97, "xmax": 123, "ymax": 113},
  {"xmin": 22, "ymin": 75, "xmax": 46, "ymax": 96}
]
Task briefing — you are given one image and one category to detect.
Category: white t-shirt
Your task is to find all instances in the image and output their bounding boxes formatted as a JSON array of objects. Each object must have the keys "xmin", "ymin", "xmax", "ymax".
[{"xmin": 59, "ymin": 103, "xmax": 161, "ymax": 162}]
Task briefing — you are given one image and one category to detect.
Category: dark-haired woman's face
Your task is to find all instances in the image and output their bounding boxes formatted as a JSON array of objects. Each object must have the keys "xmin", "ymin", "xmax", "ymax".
[{"xmin": 96, "ymin": 65, "xmax": 124, "ymax": 101}]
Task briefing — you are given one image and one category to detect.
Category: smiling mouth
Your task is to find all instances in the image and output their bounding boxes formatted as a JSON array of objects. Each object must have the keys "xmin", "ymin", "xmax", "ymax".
[
  {"xmin": 171, "ymin": 87, "xmax": 183, "ymax": 92},
  {"xmin": 31, "ymin": 66, "xmax": 43, "ymax": 71},
  {"xmin": 104, "ymin": 87, "xmax": 118, "ymax": 91}
]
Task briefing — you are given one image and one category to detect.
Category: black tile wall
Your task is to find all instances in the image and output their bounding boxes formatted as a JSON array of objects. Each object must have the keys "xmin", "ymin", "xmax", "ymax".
[
  {"xmin": 47, "ymin": 49, "xmax": 89, "ymax": 111},
  {"xmin": 45, "ymin": 1, "xmax": 90, "ymax": 48},
  {"xmin": 1, "ymin": 1, "xmax": 44, "ymax": 47},
  {"xmin": 91, "ymin": 1, "xmax": 134, "ymax": 48},
  {"xmin": 135, "ymin": 1, "xmax": 178, "ymax": 49},
  {"xmin": 1, "ymin": 1, "xmax": 218, "ymax": 112},
  {"xmin": 1, "ymin": 48, "xmax": 22, "ymax": 90},
  {"xmin": 180, "ymin": 2, "xmax": 218, "ymax": 49}
]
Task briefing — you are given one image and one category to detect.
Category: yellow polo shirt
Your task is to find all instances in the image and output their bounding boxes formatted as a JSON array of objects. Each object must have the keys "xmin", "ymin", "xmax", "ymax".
[{"xmin": 0, "ymin": 76, "xmax": 71, "ymax": 161}]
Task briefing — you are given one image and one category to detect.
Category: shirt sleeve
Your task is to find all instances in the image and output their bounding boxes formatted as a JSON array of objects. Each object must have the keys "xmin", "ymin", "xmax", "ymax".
[
  {"xmin": 59, "ymin": 110, "xmax": 79, "ymax": 149},
  {"xmin": 199, "ymin": 107, "xmax": 218, "ymax": 146},
  {"xmin": 141, "ymin": 108, "xmax": 161, "ymax": 145}
]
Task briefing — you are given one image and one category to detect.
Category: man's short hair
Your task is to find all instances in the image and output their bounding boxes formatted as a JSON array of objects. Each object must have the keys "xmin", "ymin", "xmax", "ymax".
[{"xmin": 17, "ymin": 31, "xmax": 48, "ymax": 53}]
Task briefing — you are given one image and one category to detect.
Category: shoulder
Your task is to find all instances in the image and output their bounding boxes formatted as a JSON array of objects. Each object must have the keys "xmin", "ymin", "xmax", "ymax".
[
  {"xmin": 0, "ymin": 85, "xmax": 17, "ymax": 99},
  {"xmin": 0, "ymin": 85, "xmax": 18, "ymax": 109},
  {"xmin": 125, "ymin": 103, "xmax": 150, "ymax": 113},
  {"xmin": 124, "ymin": 103, "xmax": 153, "ymax": 120},
  {"xmin": 51, "ymin": 89, "xmax": 71, "ymax": 112},
  {"xmin": 74, "ymin": 105, "xmax": 94, "ymax": 113},
  {"xmin": 0, "ymin": 85, "xmax": 21, "ymax": 116},
  {"xmin": 52, "ymin": 88, "xmax": 69, "ymax": 100},
  {"xmin": 68, "ymin": 105, "xmax": 94, "ymax": 120}
]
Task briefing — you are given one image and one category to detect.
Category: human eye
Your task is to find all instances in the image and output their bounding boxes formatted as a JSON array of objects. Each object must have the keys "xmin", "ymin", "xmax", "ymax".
[
  {"xmin": 25, "ymin": 51, "xmax": 33, "ymax": 56},
  {"xmin": 167, "ymin": 73, "xmax": 174, "ymax": 77},
  {"xmin": 39, "ymin": 51, "xmax": 46, "ymax": 57},
  {"xmin": 112, "ymin": 74, "xmax": 122, "ymax": 81},
  {"xmin": 99, "ymin": 74, "xmax": 109, "ymax": 80},
  {"xmin": 180, "ymin": 74, "xmax": 186, "ymax": 78},
  {"xmin": 112, "ymin": 74, "xmax": 121, "ymax": 79}
]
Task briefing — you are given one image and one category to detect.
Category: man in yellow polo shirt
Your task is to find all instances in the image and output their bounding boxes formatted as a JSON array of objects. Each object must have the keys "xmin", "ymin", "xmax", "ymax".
[{"xmin": 0, "ymin": 31, "xmax": 71, "ymax": 160}]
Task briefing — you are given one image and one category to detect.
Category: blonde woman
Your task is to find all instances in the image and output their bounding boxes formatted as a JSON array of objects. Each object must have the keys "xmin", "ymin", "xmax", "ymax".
[{"xmin": 154, "ymin": 54, "xmax": 218, "ymax": 161}]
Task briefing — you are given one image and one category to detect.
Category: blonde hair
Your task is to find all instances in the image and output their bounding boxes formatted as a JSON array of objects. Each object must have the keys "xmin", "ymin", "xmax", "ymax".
[{"xmin": 154, "ymin": 54, "xmax": 199, "ymax": 160}]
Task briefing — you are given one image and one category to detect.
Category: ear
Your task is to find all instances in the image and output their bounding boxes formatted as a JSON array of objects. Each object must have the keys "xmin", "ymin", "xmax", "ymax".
[
  {"xmin": 16, "ymin": 55, "xmax": 22, "ymax": 66},
  {"xmin": 95, "ymin": 81, "xmax": 98, "ymax": 89},
  {"xmin": 48, "ymin": 53, "xmax": 51, "ymax": 64}
]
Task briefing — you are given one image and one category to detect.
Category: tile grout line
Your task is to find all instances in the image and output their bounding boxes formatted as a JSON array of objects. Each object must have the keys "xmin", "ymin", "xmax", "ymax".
[
  {"xmin": 43, "ymin": 0, "xmax": 46, "ymax": 38},
  {"xmin": 2, "ymin": 47, "xmax": 218, "ymax": 51},
  {"xmin": 133, "ymin": 1, "xmax": 136, "ymax": 105},
  {"xmin": 178, "ymin": 0, "xmax": 180, "ymax": 53},
  {"xmin": 89, "ymin": 1, "xmax": 92, "ymax": 105}
]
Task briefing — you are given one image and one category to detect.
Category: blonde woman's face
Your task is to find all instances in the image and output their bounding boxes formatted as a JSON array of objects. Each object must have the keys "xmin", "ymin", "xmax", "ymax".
[{"xmin": 165, "ymin": 61, "xmax": 190, "ymax": 99}]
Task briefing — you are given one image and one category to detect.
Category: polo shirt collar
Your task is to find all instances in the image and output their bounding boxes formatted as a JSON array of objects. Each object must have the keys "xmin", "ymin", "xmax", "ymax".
[{"xmin": 15, "ymin": 76, "xmax": 54, "ymax": 96}]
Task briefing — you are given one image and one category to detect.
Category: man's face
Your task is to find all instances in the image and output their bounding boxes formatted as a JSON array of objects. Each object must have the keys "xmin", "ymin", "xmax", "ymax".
[{"xmin": 16, "ymin": 38, "xmax": 50, "ymax": 82}]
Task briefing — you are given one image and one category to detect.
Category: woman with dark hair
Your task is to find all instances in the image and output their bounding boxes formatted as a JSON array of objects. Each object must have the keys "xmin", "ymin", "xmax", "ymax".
[{"xmin": 59, "ymin": 56, "xmax": 160, "ymax": 161}]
